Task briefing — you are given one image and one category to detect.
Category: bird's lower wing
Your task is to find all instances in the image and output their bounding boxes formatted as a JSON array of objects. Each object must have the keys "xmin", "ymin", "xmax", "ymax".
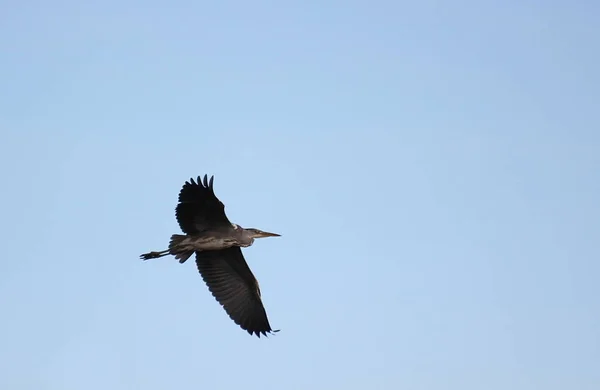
[{"xmin": 195, "ymin": 247, "xmax": 276, "ymax": 337}]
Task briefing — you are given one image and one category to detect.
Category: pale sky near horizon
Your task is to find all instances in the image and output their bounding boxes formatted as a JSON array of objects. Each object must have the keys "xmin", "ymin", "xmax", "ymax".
[{"xmin": 1, "ymin": 1, "xmax": 599, "ymax": 389}]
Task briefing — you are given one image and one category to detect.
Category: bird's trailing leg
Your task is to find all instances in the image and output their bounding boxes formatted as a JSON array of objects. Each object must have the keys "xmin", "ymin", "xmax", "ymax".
[{"xmin": 140, "ymin": 249, "xmax": 170, "ymax": 260}]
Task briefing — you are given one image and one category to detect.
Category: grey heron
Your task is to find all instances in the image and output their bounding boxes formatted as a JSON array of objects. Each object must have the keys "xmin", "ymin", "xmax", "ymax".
[{"xmin": 140, "ymin": 175, "xmax": 280, "ymax": 337}]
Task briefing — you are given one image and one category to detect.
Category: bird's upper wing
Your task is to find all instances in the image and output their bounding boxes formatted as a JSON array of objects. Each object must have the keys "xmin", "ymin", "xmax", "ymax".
[
  {"xmin": 195, "ymin": 247, "xmax": 277, "ymax": 337},
  {"xmin": 175, "ymin": 175, "xmax": 232, "ymax": 234}
]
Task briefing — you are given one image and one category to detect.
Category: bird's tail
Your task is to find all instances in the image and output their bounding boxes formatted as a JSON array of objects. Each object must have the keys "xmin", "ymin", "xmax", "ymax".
[{"xmin": 169, "ymin": 234, "xmax": 194, "ymax": 264}]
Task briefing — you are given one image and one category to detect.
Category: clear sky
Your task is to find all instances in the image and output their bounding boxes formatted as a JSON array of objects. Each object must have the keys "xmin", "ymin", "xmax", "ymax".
[{"xmin": 1, "ymin": 1, "xmax": 598, "ymax": 389}]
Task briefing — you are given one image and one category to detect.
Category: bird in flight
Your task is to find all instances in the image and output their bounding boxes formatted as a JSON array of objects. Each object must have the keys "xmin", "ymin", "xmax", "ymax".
[{"xmin": 140, "ymin": 174, "xmax": 281, "ymax": 337}]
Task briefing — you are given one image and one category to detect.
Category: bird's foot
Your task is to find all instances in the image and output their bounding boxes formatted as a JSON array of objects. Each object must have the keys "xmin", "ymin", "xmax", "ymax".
[{"xmin": 140, "ymin": 251, "xmax": 166, "ymax": 260}]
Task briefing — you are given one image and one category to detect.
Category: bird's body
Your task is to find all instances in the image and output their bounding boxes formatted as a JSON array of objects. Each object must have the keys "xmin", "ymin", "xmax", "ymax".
[
  {"xmin": 140, "ymin": 175, "xmax": 280, "ymax": 337},
  {"xmin": 174, "ymin": 230, "xmax": 244, "ymax": 252}
]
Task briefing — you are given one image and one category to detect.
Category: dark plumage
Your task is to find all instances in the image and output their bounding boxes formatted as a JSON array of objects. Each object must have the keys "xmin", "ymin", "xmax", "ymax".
[{"xmin": 140, "ymin": 175, "xmax": 280, "ymax": 337}]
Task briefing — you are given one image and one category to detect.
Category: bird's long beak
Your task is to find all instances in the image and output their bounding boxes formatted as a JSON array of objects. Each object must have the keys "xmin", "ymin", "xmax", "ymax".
[{"xmin": 257, "ymin": 231, "xmax": 281, "ymax": 238}]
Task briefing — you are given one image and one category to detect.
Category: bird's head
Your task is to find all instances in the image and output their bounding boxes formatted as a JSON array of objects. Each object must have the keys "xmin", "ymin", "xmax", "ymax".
[{"xmin": 246, "ymin": 228, "xmax": 281, "ymax": 239}]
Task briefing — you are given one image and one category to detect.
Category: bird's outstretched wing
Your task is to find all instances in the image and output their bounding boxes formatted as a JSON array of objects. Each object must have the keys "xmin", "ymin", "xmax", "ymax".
[
  {"xmin": 195, "ymin": 247, "xmax": 278, "ymax": 337},
  {"xmin": 175, "ymin": 175, "xmax": 232, "ymax": 234}
]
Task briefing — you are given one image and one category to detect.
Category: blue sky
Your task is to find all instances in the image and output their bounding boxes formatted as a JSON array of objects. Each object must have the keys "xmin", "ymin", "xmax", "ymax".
[{"xmin": 1, "ymin": 1, "xmax": 598, "ymax": 389}]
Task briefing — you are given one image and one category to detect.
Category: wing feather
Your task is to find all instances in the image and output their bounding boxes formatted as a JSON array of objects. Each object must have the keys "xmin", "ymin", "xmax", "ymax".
[
  {"xmin": 195, "ymin": 247, "xmax": 277, "ymax": 337},
  {"xmin": 175, "ymin": 175, "xmax": 231, "ymax": 234}
]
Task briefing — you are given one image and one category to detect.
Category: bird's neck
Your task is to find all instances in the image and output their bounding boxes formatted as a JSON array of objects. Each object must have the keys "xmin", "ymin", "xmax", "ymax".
[{"xmin": 239, "ymin": 236, "xmax": 254, "ymax": 247}]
